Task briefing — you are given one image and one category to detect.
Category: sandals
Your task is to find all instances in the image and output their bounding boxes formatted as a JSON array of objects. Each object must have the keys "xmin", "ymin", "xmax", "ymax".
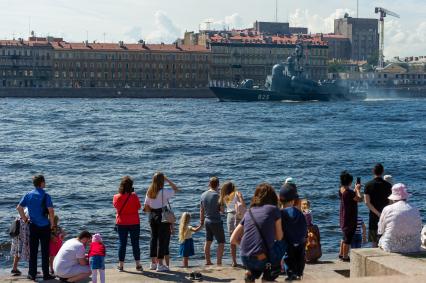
[{"xmin": 116, "ymin": 265, "xmax": 124, "ymax": 272}]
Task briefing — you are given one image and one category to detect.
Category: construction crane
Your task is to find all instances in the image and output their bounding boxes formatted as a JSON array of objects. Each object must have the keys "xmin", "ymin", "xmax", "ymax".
[{"xmin": 375, "ymin": 7, "xmax": 400, "ymax": 68}]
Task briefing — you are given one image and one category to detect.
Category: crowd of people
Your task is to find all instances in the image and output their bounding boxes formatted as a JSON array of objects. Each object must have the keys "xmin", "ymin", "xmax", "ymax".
[{"xmin": 8, "ymin": 163, "xmax": 426, "ymax": 282}]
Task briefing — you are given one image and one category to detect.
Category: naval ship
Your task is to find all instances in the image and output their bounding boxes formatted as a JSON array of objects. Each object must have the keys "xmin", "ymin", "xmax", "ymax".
[{"xmin": 210, "ymin": 44, "xmax": 367, "ymax": 102}]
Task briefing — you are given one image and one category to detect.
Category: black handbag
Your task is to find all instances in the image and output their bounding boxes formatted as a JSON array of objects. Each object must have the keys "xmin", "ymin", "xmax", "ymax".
[
  {"xmin": 248, "ymin": 209, "xmax": 284, "ymax": 281},
  {"xmin": 9, "ymin": 218, "xmax": 20, "ymax": 237},
  {"xmin": 114, "ymin": 193, "xmax": 132, "ymax": 232}
]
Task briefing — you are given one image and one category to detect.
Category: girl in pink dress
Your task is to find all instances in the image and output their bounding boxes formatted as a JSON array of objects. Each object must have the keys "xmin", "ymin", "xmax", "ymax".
[{"xmin": 49, "ymin": 215, "xmax": 66, "ymax": 274}]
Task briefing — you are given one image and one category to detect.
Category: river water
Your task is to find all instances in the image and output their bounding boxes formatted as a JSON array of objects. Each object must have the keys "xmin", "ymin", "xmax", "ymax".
[{"xmin": 0, "ymin": 97, "xmax": 425, "ymax": 266}]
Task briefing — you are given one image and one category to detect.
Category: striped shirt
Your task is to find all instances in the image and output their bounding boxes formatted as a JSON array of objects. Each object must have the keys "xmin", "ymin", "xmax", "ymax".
[{"xmin": 355, "ymin": 216, "xmax": 364, "ymax": 235}]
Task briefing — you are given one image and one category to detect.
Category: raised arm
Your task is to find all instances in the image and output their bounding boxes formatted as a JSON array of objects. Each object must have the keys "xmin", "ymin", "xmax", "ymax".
[
  {"xmin": 165, "ymin": 176, "xmax": 179, "ymax": 192},
  {"xmin": 237, "ymin": 191, "xmax": 246, "ymax": 208},
  {"xmin": 354, "ymin": 184, "xmax": 363, "ymax": 202}
]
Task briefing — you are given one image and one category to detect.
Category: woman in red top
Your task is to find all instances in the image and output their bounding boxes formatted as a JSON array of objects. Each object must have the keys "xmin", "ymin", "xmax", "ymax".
[{"xmin": 113, "ymin": 176, "xmax": 142, "ymax": 272}]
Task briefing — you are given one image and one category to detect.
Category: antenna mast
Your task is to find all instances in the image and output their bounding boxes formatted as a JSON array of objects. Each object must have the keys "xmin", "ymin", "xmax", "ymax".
[
  {"xmin": 357, "ymin": 0, "xmax": 359, "ymax": 18},
  {"xmin": 275, "ymin": 0, "xmax": 278, "ymax": 22}
]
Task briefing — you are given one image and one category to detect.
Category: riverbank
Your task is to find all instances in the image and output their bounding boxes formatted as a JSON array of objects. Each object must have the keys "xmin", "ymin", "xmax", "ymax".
[
  {"xmin": 0, "ymin": 88, "xmax": 215, "ymax": 99},
  {"xmin": 0, "ymin": 258, "xmax": 350, "ymax": 282}
]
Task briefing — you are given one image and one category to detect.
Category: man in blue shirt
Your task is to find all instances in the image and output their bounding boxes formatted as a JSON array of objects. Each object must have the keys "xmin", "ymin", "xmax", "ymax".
[{"xmin": 17, "ymin": 175, "xmax": 56, "ymax": 281}]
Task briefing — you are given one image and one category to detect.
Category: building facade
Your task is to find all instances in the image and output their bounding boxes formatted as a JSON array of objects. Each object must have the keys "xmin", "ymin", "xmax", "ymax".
[
  {"xmin": 209, "ymin": 33, "xmax": 328, "ymax": 84},
  {"xmin": 334, "ymin": 15, "xmax": 379, "ymax": 61},
  {"xmin": 322, "ymin": 34, "xmax": 351, "ymax": 60},
  {"xmin": 0, "ymin": 37, "xmax": 210, "ymax": 89}
]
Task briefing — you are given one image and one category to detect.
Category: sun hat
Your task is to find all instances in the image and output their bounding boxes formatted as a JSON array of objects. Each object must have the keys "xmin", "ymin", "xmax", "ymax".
[
  {"xmin": 92, "ymin": 233, "xmax": 103, "ymax": 242},
  {"xmin": 280, "ymin": 183, "xmax": 299, "ymax": 201},
  {"xmin": 383, "ymin": 175, "xmax": 394, "ymax": 185},
  {"xmin": 388, "ymin": 183, "xmax": 410, "ymax": 201}
]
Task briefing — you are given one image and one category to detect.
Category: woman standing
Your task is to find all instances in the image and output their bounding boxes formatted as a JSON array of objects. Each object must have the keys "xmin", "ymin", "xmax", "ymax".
[
  {"xmin": 338, "ymin": 171, "xmax": 362, "ymax": 261},
  {"xmin": 219, "ymin": 181, "xmax": 246, "ymax": 267},
  {"xmin": 230, "ymin": 183, "xmax": 283, "ymax": 282},
  {"xmin": 143, "ymin": 172, "xmax": 179, "ymax": 272},
  {"xmin": 113, "ymin": 176, "xmax": 142, "ymax": 272}
]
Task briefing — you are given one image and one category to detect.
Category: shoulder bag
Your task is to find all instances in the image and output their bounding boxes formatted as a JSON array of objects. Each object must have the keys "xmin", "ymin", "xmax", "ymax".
[
  {"xmin": 161, "ymin": 189, "xmax": 176, "ymax": 224},
  {"xmin": 114, "ymin": 193, "xmax": 132, "ymax": 232},
  {"xmin": 248, "ymin": 208, "xmax": 284, "ymax": 281},
  {"xmin": 9, "ymin": 218, "xmax": 20, "ymax": 238}
]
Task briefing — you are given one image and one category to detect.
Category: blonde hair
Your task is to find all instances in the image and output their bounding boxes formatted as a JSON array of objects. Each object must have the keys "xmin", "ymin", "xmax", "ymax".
[
  {"xmin": 147, "ymin": 172, "xmax": 165, "ymax": 199},
  {"xmin": 179, "ymin": 212, "xmax": 191, "ymax": 243},
  {"xmin": 219, "ymin": 181, "xmax": 236, "ymax": 206}
]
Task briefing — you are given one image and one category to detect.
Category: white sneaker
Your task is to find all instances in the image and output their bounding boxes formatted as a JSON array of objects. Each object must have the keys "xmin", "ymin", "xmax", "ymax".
[
  {"xmin": 149, "ymin": 263, "xmax": 157, "ymax": 270},
  {"xmin": 156, "ymin": 264, "xmax": 169, "ymax": 272}
]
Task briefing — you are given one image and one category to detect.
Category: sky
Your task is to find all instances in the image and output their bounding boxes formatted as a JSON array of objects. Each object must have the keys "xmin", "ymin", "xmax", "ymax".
[{"xmin": 0, "ymin": 0, "xmax": 425, "ymax": 57}]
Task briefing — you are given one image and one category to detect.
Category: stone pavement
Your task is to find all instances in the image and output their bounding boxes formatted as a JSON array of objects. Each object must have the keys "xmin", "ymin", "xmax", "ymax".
[{"xmin": 0, "ymin": 259, "xmax": 350, "ymax": 282}]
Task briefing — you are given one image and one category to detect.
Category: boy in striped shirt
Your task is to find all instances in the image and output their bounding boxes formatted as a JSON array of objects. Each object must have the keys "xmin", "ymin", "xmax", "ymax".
[{"xmin": 351, "ymin": 216, "xmax": 367, "ymax": 249}]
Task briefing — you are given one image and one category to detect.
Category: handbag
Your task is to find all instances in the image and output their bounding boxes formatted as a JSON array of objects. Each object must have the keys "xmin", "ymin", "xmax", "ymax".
[
  {"xmin": 161, "ymin": 189, "xmax": 176, "ymax": 224},
  {"xmin": 248, "ymin": 209, "xmax": 284, "ymax": 281},
  {"xmin": 9, "ymin": 218, "xmax": 20, "ymax": 238},
  {"xmin": 114, "ymin": 193, "xmax": 132, "ymax": 232}
]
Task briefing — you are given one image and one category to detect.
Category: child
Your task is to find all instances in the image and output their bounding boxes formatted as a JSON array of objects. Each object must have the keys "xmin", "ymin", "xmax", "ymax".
[
  {"xmin": 88, "ymin": 233, "xmax": 106, "ymax": 283},
  {"xmin": 280, "ymin": 184, "xmax": 308, "ymax": 281},
  {"xmin": 351, "ymin": 216, "xmax": 367, "ymax": 249},
  {"xmin": 178, "ymin": 212, "xmax": 202, "ymax": 268},
  {"xmin": 49, "ymin": 215, "xmax": 66, "ymax": 274},
  {"xmin": 10, "ymin": 209, "xmax": 30, "ymax": 276},
  {"xmin": 301, "ymin": 199, "xmax": 313, "ymax": 226}
]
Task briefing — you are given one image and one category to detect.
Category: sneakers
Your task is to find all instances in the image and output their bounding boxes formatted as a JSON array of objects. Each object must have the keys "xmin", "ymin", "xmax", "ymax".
[
  {"xmin": 10, "ymin": 269, "xmax": 21, "ymax": 276},
  {"xmin": 156, "ymin": 264, "xmax": 169, "ymax": 272},
  {"xmin": 149, "ymin": 263, "xmax": 157, "ymax": 270}
]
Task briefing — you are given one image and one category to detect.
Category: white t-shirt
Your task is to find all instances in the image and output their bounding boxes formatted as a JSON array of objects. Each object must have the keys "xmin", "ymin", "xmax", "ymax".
[
  {"xmin": 53, "ymin": 238, "xmax": 86, "ymax": 276},
  {"xmin": 144, "ymin": 188, "xmax": 175, "ymax": 209}
]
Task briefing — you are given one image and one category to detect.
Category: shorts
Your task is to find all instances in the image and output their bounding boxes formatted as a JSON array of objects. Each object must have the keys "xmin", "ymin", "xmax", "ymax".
[
  {"xmin": 368, "ymin": 228, "xmax": 379, "ymax": 243},
  {"xmin": 205, "ymin": 222, "xmax": 226, "ymax": 244},
  {"xmin": 227, "ymin": 213, "xmax": 237, "ymax": 235},
  {"xmin": 56, "ymin": 264, "xmax": 91, "ymax": 278},
  {"xmin": 351, "ymin": 234, "xmax": 362, "ymax": 249},
  {"xmin": 90, "ymin": 256, "xmax": 105, "ymax": 270},
  {"xmin": 342, "ymin": 228, "xmax": 356, "ymax": 245},
  {"xmin": 241, "ymin": 255, "xmax": 268, "ymax": 280}
]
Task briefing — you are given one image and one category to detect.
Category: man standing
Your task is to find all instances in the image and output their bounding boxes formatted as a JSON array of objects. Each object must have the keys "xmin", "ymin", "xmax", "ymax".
[
  {"xmin": 17, "ymin": 175, "xmax": 55, "ymax": 281},
  {"xmin": 364, "ymin": 164, "xmax": 392, "ymax": 247},
  {"xmin": 200, "ymin": 177, "xmax": 225, "ymax": 265}
]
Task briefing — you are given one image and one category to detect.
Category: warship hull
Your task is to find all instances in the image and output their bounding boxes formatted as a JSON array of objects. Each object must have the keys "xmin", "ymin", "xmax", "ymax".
[{"xmin": 210, "ymin": 87, "xmax": 367, "ymax": 102}]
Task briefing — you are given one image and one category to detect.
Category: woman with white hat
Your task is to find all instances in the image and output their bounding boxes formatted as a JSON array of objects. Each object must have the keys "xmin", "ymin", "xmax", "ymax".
[{"xmin": 378, "ymin": 183, "xmax": 422, "ymax": 253}]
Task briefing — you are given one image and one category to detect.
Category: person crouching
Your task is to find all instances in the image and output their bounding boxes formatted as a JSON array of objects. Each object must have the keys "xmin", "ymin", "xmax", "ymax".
[{"xmin": 280, "ymin": 183, "xmax": 308, "ymax": 281}]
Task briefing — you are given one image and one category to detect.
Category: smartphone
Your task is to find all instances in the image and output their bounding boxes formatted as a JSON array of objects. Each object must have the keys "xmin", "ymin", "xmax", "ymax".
[{"xmin": 356, "ymin": 177, "xmax": 361, "ymax": 185}]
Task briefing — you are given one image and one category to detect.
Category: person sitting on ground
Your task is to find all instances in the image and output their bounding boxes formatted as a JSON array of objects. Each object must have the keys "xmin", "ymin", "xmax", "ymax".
[
  {"xmin": 219, "ymin": 181, "xmax": 246, "ymax": 267},
  {"xmin": 378, "ymin": 183, "xmax": 422, "ymax": 253},
  {"xmin": 301, "ymin": 199, "xmax": 313, "ymax": 226},
  {"xmin": 230, "ymin": 183, "xmax": 283, "ymax": 283},
  {"xmin": 50, "ymin": 215, "xmax": 66, "ymax": 275},
  {"xmin": 351, "ymin": 216, "xmax": 367, "ymax": 249},
  {"xmin": 178, "ymin": 212, "xmax": 202, "ymax": 268},
  {"xmin": 53, "ymin": 230, "xmax": 92, "ymax": 283},
  {"xmin": 280, "ymin": 184, "xmax": 308, "ymax": 281},
  {"xmin": 10, "ymin": 209, "xmax": 30, "ymax": 276},
  {"xmin": 364, "ymin": 163, "xmax": 392, "ymax": 248},
  {"xmin": 200, "ymin": 177, "xmax": 226, "ymax": 266},
  {"xmin": 338, "ymin": 171, "xmax": 362, "ymax": 262}
]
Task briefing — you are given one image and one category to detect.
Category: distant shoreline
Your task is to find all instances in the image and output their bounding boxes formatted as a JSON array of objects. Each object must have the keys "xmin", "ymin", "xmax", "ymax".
[{"xmin": 0, "ymin": 88, "xmax": 216, "ymax": 99}]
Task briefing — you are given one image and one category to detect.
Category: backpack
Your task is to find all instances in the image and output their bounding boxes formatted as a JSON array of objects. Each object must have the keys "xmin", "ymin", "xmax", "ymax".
[
  {"xmin": 305, "ymin": 224, "xmax": 322, "ymax": 263},
  {"xmin": 9, "ymin": 218, "xmax": 20, "ymax": 238}
]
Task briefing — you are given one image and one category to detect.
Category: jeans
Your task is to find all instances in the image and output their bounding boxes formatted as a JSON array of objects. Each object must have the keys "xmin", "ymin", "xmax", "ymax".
[
  {"xmin": 149, "ymin": 220, "xmax": 171, "ymax": 259},
  {"xmin": 29, "ymin": 223, "xmax": 50, "ymax": 278},
  {"xmin": 117, "ymin": 224, "xmax": 140, "ymax": 262},
  {"xmin": 284, "ymin": 243, "xmax": 305, "ymax": 277},
  {"xmin": 241, "ymin": 255, "xmax": 268, "ymax": 280},
  {"xmin": 351, "ymin": 234, "xmax": 362, "ymax": 249}
]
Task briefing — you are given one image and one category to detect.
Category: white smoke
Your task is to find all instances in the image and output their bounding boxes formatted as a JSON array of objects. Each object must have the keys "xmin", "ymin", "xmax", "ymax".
[
  {"xmin": 145, "ymin": 11, "xmax": 181, "ymax": 43},
  {"xmin": 200, "ymin": 13, "xmax": 245, "ymax": 31}
]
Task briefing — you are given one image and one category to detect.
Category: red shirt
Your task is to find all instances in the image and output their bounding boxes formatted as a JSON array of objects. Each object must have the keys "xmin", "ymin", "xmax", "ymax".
[
  {"xmin": 113, "ymin": 193, "xmax": 141, "ymax": 225},
  {"xmin": 88, "ymin": 241, "xmax": 106, "ymax": 257}
]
